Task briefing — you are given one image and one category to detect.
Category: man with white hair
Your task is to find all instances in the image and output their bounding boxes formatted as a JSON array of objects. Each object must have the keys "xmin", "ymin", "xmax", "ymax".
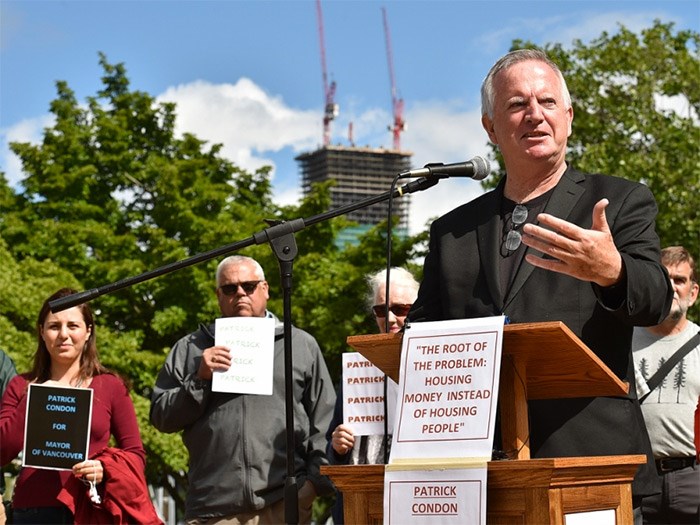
[
  {"xmin": 326, "ymin": 267, "xmax": 419, "ymax": 524},
  {"xmin": 408, "ymin": 49, "xmax": 673, "ymax": 516},
  {"xmin": 151, "ymin": 255, "xmax": 336, "ymax": 524}
]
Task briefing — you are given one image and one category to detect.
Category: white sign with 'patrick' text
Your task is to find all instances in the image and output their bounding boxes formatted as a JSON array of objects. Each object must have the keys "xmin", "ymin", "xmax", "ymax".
[
  {"xmin": 342, "ymin": 352, "xmax": 397, "ymax": 436},
  {"xmin": 384, "ymin": 466, "xmax": 486, "ymax": 525},
  {"xmin": 213, "ymin": 316, "xmax": 275, "ymax": 395}
]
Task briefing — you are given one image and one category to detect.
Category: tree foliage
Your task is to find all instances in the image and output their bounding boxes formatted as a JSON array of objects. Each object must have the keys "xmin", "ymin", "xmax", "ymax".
[
  {"xmin": 0, "ymin": 53, "xmax": 422, "ymax": 511},
  {"xmin": 1, "ymin": 19, "xmax": 697, "ymax": 515}
]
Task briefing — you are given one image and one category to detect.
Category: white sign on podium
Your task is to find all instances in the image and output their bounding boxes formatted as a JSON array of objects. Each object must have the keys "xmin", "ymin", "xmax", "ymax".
[{"xmin": 384, "ymin": 316, "xmax": 505, "ymax": 525}]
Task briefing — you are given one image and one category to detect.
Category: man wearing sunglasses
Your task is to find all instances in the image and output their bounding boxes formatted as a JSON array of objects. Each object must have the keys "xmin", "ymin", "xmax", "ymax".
[
  {"xmin": 408, "ymin": 49, "xmax": 673, "ymax": 518},
  {"xmin": 150, "ymin": 255, "xmax": 336, "ymax": 524}
]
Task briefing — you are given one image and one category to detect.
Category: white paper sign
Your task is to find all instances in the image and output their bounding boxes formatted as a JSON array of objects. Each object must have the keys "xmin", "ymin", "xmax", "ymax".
[
  {"xmin": 342, "ymin": 352, "xmax": 398, "ymax": 436},
  {"xmin": 390, "ymin": 316, "xmax": 504, "ymax": 460},
  {"xmin": 565, "ymin": 510, "xmax": 616, "ymax": 525},
  {"xmin": 384, "ymin": 466, "xmax": 487, "ymax": 525},
  {"xmin": 212, "ymin": 316, "xmax": 275, "ymax": 395}
]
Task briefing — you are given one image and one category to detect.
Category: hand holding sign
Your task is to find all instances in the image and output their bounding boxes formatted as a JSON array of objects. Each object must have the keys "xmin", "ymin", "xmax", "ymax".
[
  {"xmin": 198, "ymin": 345, "xmax": 232, "ymax": 380},
  {"xmin": 72, "ymin": 458, "xmax": 103, "ymax": 483},
  {"xmin": 331, "ymin": 423, "xmax": 356, "ymax": 456},
  {"xmin": 212, "ymin": 317, "xmax": 275, "ymax": 395}
]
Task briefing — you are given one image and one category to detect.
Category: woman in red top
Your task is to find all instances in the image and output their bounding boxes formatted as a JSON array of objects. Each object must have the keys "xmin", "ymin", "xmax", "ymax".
[{"xmin": 0, "ymin": 288, "xmax": 146, "ymax": 524}]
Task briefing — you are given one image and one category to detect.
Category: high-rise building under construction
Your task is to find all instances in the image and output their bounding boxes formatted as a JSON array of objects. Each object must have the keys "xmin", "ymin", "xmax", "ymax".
[
  {"xmin": 304, "ymin": 3, "xmax": 412, "ymax": 246},
  {"xmin": 295, "ymin": 145, "xmax": 413, "ymax": 246}
]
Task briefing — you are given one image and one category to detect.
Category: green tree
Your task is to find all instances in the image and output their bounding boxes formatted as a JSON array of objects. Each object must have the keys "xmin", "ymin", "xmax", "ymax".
[
  {"xmin": 0, "ymin": 53, "xmax": 421, "ymax": 515},
  {"xmin": 5, "ymin": 18, "xmax": 693, "ymax": 515}
]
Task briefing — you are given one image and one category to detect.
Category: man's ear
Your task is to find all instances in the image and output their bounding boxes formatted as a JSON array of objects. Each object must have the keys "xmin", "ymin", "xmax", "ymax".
[
  {"xmin": 690, "ymin": 281, "xmax": 699, "ymax": 307},
  {"xmin": 481, "ymin": 114, "xmax": 498, "ymax": 144}
]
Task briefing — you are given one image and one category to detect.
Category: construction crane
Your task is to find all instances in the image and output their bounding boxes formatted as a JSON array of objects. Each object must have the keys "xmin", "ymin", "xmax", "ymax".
[
  {"xmin": 348, "ymin": 121, "xmax": 355, "ymax": 147},
  {"xmin": 316, "ymin": 0, "xmax": 338, "ymax": 146},
  {"xmin": 382, "ymin": 6, "xmax": 405, "ymax": 151}
]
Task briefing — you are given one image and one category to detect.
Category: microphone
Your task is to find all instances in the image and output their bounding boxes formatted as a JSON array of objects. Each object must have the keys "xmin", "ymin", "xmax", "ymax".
[{"xmin": 401, "ymin": 155, "xmax": 491, "ymax": 180}]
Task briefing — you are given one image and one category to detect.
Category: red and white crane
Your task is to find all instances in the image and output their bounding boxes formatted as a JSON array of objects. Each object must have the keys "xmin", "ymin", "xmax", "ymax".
[
  {"xmin": 382, "ymin": 6, "xmax": 405, "ymax": 151},
  {"xmin": 316, "ymin": 0, "xmax": 338, "ymax": 146}
]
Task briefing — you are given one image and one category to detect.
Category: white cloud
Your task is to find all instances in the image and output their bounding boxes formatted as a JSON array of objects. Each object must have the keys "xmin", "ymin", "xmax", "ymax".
[
  {"xmin": 157, "ymin": 78, "xmax": 321, "ymax": 176},
  {"xmin": 336, "ymin": 107, "xmax": 391, "ymax": 149},
  {"xmin": 1, "ymin": 115, "xmax": 54, "ymax": 187},
  {"xmin": 403, "ymin": 100, "xmax": 490, "ymax": 166},
  {"xmin": 409, "ymin": 178, "xmax": 487, "ymax": 235},
  {"xmin": 548, "ymin": 11, "xmax": 673, "ymax": 46},
  {"xmin": 655, "ymin": 93, "xmax": 698, "ymax": 122},
  {"xmin": 160, "ymin": 80, "xmax": 495, "ymax": 236},
  {"xmin": 475, "ymin": 10, "xmax": 680, "ymax": 51},
  {"xmin": 275, "ymin": 185, "xmax": 303, "ymax": 208},
  {"xmin": 401, "ymin": 100, "xmax": 493, "ymax": 234}
]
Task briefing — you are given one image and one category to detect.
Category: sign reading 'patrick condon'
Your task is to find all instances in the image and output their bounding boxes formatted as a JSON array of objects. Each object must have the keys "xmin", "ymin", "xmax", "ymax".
[{"xmin": 385, "ymin": 470, "xmax": 485, "ymax": 524}]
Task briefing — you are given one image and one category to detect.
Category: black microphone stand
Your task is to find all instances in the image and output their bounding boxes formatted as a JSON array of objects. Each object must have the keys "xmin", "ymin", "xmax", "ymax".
[
  {"xmin": 49, "ymin": 175, "xmax": 440, "ymax": 525},
  {"xmin": 380, "ymin": 172, "xmax": 403, "ymax": 463},
  {"xmin": 379, "ymin": 170, "xmax": 420, "ymax": 464}
]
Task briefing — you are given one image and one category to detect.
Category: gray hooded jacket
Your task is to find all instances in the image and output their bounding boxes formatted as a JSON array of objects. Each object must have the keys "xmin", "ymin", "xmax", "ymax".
[{"xmin": 150, "ymin": 312, "xmax": 336, "ymax": 520}]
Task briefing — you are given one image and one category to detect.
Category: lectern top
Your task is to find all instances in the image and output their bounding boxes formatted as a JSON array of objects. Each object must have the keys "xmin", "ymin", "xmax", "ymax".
[{"xmin": 347, "ymin": 321, "xmax": 629, "ymax": 400}]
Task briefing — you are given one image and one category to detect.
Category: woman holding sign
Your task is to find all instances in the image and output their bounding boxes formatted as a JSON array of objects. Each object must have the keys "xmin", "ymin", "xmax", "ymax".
[
  {"xmin": 326, "ymin": 267, "xmax": 419, "ymax": 524},
  {"xmin": 0, "ymin": 288, "xmax": 155, "ymax": 524}
]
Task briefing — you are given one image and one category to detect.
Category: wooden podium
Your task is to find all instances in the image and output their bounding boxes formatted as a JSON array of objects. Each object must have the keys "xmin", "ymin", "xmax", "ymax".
[{"xmin": 321, "ymin": 322, "xmax": 646, "ymax": 524}]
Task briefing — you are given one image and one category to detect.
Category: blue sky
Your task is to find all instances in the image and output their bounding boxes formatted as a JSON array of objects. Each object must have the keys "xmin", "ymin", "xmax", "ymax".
[{"xmin": 1, "ymin": 0, "xmax": 698, "ymax": 234}]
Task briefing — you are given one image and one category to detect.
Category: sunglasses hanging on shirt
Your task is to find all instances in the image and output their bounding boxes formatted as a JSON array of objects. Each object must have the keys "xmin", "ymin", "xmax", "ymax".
[{"xmin": 504, "ymin": 204, "xmax": 528, "ymax": 252}]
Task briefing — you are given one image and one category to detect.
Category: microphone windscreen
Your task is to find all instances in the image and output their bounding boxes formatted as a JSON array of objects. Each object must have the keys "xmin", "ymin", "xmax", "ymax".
[{"xmin": 471, "ymin": 156, "xmax": 491, "ymax": 180}]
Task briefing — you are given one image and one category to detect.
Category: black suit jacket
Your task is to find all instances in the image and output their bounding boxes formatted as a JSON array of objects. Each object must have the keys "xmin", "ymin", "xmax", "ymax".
[{"xmin": 409, "ymin": 164, "xmax": 672, "ymax": 496}]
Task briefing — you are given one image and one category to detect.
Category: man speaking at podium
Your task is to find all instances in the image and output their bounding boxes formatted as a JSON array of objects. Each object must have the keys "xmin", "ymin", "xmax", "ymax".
[{"xmin": 407, "ymin": 49, "xmax": 673, "ymax": 512}]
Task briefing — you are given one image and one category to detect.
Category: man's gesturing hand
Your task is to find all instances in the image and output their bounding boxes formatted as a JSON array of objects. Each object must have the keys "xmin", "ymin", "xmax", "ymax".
[{"xmin": 522, "ymin": 198, "xmax": 623, "ymax": 287}]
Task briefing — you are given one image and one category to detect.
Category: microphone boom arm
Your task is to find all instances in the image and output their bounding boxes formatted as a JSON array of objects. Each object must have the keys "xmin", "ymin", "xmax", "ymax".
[{"xmin": 48, "ymin": 176, "xmax": 440, "ymax": 312}]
